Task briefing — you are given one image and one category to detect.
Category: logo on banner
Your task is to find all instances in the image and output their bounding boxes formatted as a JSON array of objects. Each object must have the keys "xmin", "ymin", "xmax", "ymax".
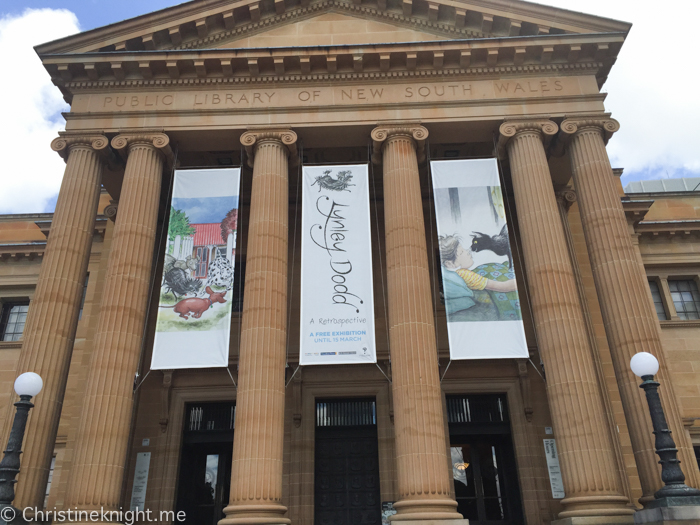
[{"xmin": 300, "ymin": 165, "xmax": 376, "ymax": 366}]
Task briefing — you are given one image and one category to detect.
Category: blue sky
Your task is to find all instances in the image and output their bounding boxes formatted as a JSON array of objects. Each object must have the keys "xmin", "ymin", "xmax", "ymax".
[
  {"xmin": 172, "ymin": 197, "xmax": 240, "ymax": 224},
  {"xmin": 1, "ymin": 0, "xmax": 698, "ymax": 213}
]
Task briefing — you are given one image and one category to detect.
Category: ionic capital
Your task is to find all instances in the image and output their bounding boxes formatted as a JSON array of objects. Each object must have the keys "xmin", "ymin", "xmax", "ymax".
[
  {"xmin": 371, "ymin": 124, "xmax": 428, "ymax": 164},
  {"xmin": 497, "ymin": 118, "xmax": 558, "ymax": 154},
  {"xmin": 103, "ymin": 199, "xmax": 118, "ymax": 222},
  {"xmin": 555, "ymin": 188, "xmax": 577, "ymax": 211},
  {"xmin": 51, "ymin": 132, "xmax": 110, "ymax": 161},
  {"xmin": 560, "ymin": 115, "xmax": 620, "ymax": 145},
  {"xmin": 240, "ymin": 128, "xmax": 298, "ymax": 168},
  {"xmin": 111, "ymin": 130, "xmax": 174, "ymax": 166}
]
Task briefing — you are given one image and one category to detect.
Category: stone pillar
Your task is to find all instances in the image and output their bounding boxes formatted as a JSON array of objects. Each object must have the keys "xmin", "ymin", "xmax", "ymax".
[
  {"xmin": 371, "ymin": 125, "xmax": 464, "ymax": 522},
  {"xmin": 64, "ymin": 131, "xmax": 172, "ymax": 512},
  {"xmin": 498, "ymin": 120, "xmax": 632, "ymax": 519},
  {"xmin": 561, "ymin": 116, "xmax": 700, "ymax": 502},
  {"xmin": 8, "ymin": 133, "xmax": 108, "ymax": 509},
  {"xmin": 220, "ymin": 129, "xmax": 297, "ymax": 525}
]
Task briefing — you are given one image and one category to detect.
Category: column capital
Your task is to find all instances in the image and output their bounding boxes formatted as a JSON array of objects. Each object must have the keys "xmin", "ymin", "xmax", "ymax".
[
  {"xmin": 103, "ymin": 199, "xmax": 118, "ymax": 222},
  {"xmin": 111, "ymin": 129, "xmax": 174, "ymax": 166},
  {"xmin": 51, "ymin": 131, "xmax": 110, "ymax": 161},
  {"xmin": 497, "ymin": 118, "xmax": 558, "ymax": 154},
  {"xmin": 370, "ymin": 123, "xmax": 428, "ymax": 164},
  {"xmin": 240, "ymin": 128, "xmax": 298, "ymax": 168},
  {"xmin": 555, "ymin": 187, "xmax": 578, "ymax": 212},
  {"xmin": 560, "ymin": 114, "xmax": 620, "ymax": 144}
]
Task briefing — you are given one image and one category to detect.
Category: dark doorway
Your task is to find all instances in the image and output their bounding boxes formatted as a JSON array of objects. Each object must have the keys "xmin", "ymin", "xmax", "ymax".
[
  {"xmin": 176, "ymin": 402, "xmax": 235, "ymax": 525},
  {"xmin": 314, "ymin": 399, "xmax": 381, "ymax": 525},
  {"xmin": 447, "ymin": 394, "xmax": 524, "ymax": 525}
]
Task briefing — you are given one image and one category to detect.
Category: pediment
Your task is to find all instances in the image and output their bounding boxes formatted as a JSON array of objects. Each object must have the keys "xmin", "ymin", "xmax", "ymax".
[
  {"xmin": 217, "ymin": 12, "xmax": 450, "ymax": 48},
  {"xmin": 35, "ymin": 0, "xmax": 630, "ymax": 55}
]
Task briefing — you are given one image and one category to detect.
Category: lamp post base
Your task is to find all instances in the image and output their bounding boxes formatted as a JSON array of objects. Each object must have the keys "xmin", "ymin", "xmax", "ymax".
[
  {"xmin": 645, "ymin": 497, "xmax": 700, "ymax": 510},
  {"xmin": 634, "ymin": 504, "xmax": 700, "ymax": 525}
]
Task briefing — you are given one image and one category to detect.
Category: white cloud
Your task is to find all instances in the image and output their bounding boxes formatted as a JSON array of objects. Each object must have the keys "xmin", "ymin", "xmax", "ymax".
[
  {"xmin": 540, "ymin": 0, "xmax": 700, "ymax": 183},
  {"xmin": 0, "ymin": 8, "xmax": 80, "ymax": 214}
]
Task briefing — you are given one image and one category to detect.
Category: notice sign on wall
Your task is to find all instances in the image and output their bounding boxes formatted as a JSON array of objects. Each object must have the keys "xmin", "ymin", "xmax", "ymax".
[
  {"xmin": 130, "ymin": 452, "xmax": 151, "ymax": 511},
  {"xmin": 151, "ymin": 168, "xmax": 241, "ymax": 370},
  {"xmin": 543, "ymin": 439, "xmax": 565, "ymax": 499},
  {"xmin": 430, "ymin": 159, "xmax": 528, "ymax": 360},
  {"xmin": 300, "ymin": 164, "xmax": 376, "ymax": 365}
]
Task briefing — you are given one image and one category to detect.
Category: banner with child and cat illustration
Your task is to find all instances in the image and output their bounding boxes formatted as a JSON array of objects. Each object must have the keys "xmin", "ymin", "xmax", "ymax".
[
  {"xmin": 300, "ymin": 164, "xmax": 377, "ymax": 365},
  {"xmin": 430, "ymin": 159, "xmax": 528, "ymax": 360},
  {"xmin": 151, "ymin": 168, "xmax": 241, "ymax": 370}
]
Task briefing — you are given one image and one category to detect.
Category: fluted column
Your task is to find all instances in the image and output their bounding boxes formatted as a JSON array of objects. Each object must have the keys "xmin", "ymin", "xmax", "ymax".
[
  {"xmin": 561, "ymin": 116, "xmax": 700, "ymax": 502},
  {"xmin": 499, "ymin": 120, "xmax": 632, "ymax": 518},
  {"xmin": 371, "ymin": 125, "xmax": 463, "ymax": 522},
  {"xmin": 64, "ymin": 131, "xmax": 172, "ymax": 513},
  {"xmin": 220, "ymin": 129, "xmax": 297, "ymax": 525},
  {"xmin": 7, "ymin": 133, "xmax": 108, "ymax": 509}
]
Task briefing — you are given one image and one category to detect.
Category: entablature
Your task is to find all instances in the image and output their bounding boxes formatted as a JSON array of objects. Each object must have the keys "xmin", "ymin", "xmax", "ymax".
[{"xmin": 43, "ymin": 32, "xmax": 622, "ymax": 102}]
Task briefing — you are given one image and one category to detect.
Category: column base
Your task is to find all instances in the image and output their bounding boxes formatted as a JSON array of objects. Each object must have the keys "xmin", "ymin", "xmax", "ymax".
[
  {"xmin": 633, "ymin": 505, "xmax": 700, "ymax": 525},
  {"xmin": 219, "ymin": 503, "xmax": 290, "ymax": 525},
  {"xmin": 553, "ymin": 517, "xmax": 635, "ymax": 525},
  {"xmin": 391, "ymin": 520, "xmax": 469, "ymax": 525}
]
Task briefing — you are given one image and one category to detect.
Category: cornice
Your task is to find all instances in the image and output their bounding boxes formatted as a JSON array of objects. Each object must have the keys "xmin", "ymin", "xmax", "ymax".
[
  {"xmin": 0, "ymin": 242, "xmax": 47, "ymax": 262},
  {"xmin": 635, "ymin": 219, "xmax": 700, "ymax": 237},
  {"xmin": 34, "ymin": 0, "xmax": 630, "ymax": 56},
  {"xmin": 621, "ymin": 198, "xmax": 654, "ymax": 225},
  {"xmin": 41, "ymin": 32, "xmax": 622, "ymax": 101}
]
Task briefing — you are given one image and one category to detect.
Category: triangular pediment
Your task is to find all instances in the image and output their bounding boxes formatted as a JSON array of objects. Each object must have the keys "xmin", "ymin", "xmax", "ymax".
[
  {"xmin": 217, "ymin": 12, "xmax": 450, "ymax": 48},
  {"xmin": 35, "ymin": 0, "xmax": 630, "ymax": 55}
]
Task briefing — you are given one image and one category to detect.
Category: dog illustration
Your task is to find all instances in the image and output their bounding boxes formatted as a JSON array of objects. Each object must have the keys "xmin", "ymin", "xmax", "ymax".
[{"xmin": 162, "ymin": 286, "xmax": 227, "ymax": 320}]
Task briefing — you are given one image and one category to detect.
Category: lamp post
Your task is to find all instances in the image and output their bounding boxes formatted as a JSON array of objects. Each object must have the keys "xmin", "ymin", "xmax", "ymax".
[
  {"xmin": 0, "ymin": 372, "xmax": 43, "ymax": 524},
  {"xmin": 630, "ymin": 352, "xmax": 700, "ymax": 508}
]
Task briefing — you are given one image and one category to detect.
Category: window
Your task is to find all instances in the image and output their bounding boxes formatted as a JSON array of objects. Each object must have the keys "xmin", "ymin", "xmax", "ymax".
[
  {"xmin": 648, "ymin": 281, "xmax": 668, "ymax": 321},
  {"xmin": 669, "ymin": 280, "xmax": 700, "ymax": 320},
  {"xmin": 44, "ymin": 455, "xmax": 56, "ymax": 508},
  {"xmin": 1, "ymin": 302, "xmax": 29, "ymax": 342}
]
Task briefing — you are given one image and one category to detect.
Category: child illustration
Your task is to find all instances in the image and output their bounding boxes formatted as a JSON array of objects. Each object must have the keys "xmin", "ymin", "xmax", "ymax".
[
  {"xmin": 438, "ymin": 234, "xmax": 520, "ymax": 322},
  {"xmin": 439, "ymin": 235, "xmax": 516, "ymax": 293}
]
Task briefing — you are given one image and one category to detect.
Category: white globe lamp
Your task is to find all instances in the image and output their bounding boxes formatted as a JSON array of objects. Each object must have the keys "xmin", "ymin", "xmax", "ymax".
[
  {"xmin": 630, "ymin": 352, "xmax": 659, "ymax": 378},
  {"xmin": 14, "ymin": 372, "xmax": 43, "ymax": 398}
]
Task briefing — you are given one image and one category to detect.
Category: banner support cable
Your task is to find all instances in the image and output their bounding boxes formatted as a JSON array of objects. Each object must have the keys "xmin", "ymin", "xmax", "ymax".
[
  {"xmin": 134, "ymin": 147, "xmax": 179, "ymax": 392},
  {"xmin": 439, "ymin": 360, "xmax": 453, "ymax": 383},
  {"xmin": 493, "ymin": 134, "xmax": 544, "ymax": 378},
  {"xmin": 226, "ymin": 367, "xmax": 237, "ymax": 388},
  {"xmin": 133, "ymin": 370, "xmax": 153, "ymax": 395},
  {"xmin": 285, "ymin": 364, "xmax": 301, "ymax": 388},
  {"xmin": 369, "ymin": 141, "xmax": 392, "ymax": 368}
]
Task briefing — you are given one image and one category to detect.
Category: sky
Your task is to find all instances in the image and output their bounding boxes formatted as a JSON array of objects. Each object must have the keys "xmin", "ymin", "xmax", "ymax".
[{"xmin": 0, "ymin": 0, "xmax": 697, "ymax": 213}]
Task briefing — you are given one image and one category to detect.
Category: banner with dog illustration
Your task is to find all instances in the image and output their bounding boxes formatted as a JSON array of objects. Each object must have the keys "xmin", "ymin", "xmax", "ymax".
[
  {"xmin": 151, "ymin": 168, "xmax": 241, "ymax": 370},
  {"xmin": 430, "ymin": 159, "xmax": 528, "ymax": 359},
  {"xmin": 300, "ymin": 164, "xmax": 377, "ymax": 365}
]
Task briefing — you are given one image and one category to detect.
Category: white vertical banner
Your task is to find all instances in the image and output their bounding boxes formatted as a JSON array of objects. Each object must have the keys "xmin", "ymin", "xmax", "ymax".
[
  {"xmin": 130, "ymin": 452, "xmax": 151, "ymax": 511},
  {"xmin": 543, "ymin": 439, "xmax": 565, "ymax": 499},
  {"xmin": 430, "ymin": 159, "xmax": 528, "ymax": 359},
  {"xmin": 151, "ymin": 168, "xmax": 241, "ymax": 370},
  {"xmin": 300, "ymin": 164, "xmax": 376, "ymax": 365}
]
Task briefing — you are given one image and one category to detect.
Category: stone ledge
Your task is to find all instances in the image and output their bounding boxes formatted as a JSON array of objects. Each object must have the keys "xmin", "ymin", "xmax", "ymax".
[
  {"xmin": 634, "ymin": 505, "xmax": 700, "ymax": 525},
  {"xmin": 391, "ymin": 520, "xmax": 469, "ymax": 525},
  {"xmin": 553, "ymin": 517, "xmax": 635, "ymax": 525}
]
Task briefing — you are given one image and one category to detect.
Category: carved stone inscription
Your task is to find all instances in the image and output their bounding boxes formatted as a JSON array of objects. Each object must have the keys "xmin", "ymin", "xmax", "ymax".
[{"xmin": 86, "ymin": 77, "xmax": 584, "ymax": 113}]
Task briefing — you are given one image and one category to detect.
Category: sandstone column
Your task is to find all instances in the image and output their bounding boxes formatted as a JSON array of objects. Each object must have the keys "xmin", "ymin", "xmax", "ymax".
[
  {"xmin": 8, "ymin": 133, "xmax": 108, "ymax": 509},
  {"xmin": 371, "ymin": 125, "xmax": 464, "ymax": 522},
  {"xmin": 561, "ymin": 116, "xmax": 700, "ymax": 501},
  {"xmin": 499, "ymin": 120, "xmax": 632, "ymax": 518},
  {"xmin": 64, "ymin": 131, "xmax": 172, "ymax": 513},
  {"xmin": 220, "ymin": 129, "xmax": 297, "ymax": 525}
]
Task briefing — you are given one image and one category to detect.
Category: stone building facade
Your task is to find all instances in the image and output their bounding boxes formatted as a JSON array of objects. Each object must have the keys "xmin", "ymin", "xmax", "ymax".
[{"xmin": 0, "ymin": 0, "xmax": 699, "ymax": 524}]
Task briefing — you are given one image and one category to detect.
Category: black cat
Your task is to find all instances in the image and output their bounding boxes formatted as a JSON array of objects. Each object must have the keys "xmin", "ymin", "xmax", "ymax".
[{"xmin": 471, "ymin": 224, "xmax": 512, "ymax": 268}]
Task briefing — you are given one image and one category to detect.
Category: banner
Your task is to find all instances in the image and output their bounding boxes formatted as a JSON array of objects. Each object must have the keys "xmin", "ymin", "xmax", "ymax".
[
  {"xmin": 430, "ymin": 159, "xmax": 528, "ymax": 359},
  {"xmin": 151, "ymin": 168, "xmax": 241, "ymax": 370},
  {"xmin": 300, "ymin": 164, "xmax": 376, "ymax": 365}
]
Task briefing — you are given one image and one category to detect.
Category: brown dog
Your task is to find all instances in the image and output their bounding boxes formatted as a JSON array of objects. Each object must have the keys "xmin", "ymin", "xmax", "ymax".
[{"xmin": 169, "ymin": 286, "xmax": 227, "ymax": 320}]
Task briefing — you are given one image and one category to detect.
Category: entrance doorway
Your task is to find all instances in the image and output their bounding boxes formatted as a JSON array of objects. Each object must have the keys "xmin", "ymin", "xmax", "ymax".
[
  {"xmin": 176, "ymin": 402, "xmax": 235, "ymax": 525},
  {"xmin": 314, "ymin": 398, "xmax": 381, "ymax": 525},
  {"xmin": 447, "ymin": 394, "xmax": 524, "ymax": 525}
]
